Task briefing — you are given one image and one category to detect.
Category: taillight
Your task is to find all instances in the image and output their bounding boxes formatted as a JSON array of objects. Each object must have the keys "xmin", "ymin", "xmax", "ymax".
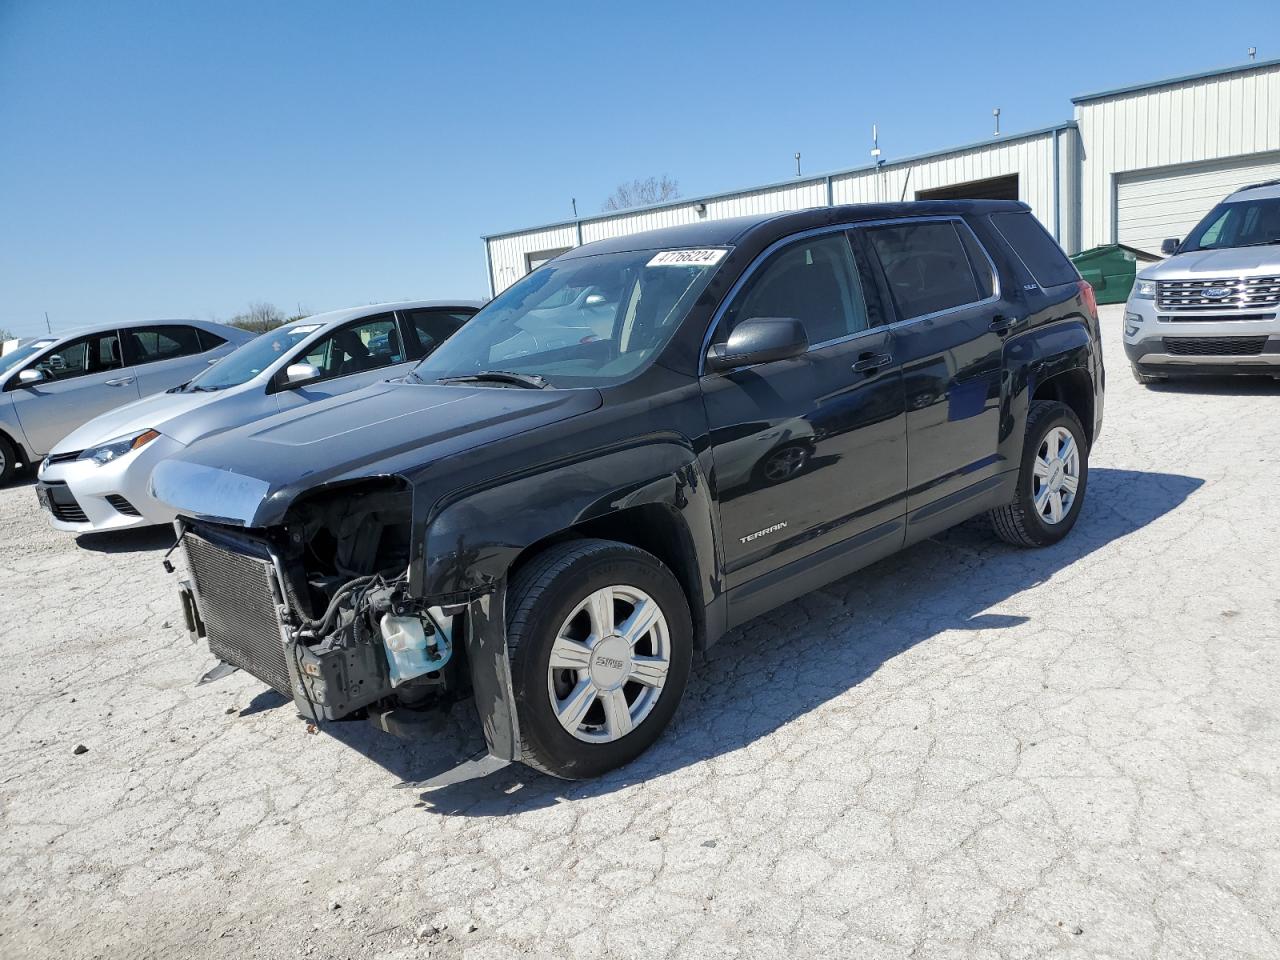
[{"xmin": 1077, "ymin": 279, "xmax": 1098, "ymax": 321}]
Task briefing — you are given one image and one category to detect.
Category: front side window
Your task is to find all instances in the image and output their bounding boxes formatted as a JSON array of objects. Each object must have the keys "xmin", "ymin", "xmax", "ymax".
[
  {"xmin": 866, "ymin": 220, "xmax": 989, "ymax": 320},
  {"xmin": 299, "ymin": 314, "xmax": 401, "ymax": 380},
  {"xmin": 402, "ymin": 308, "xmax": 475, "ymax": 358},
  {"xmin": 1181, "ymin": 197, "xmax": 1280, "ymax": 251},
  {"xmin": 184, "ymin": 323, "xmax": 317, "ymax": 391},
  {"xmin": 719, "ymin": 233, "xmax": 869, "ymax": 347},
  {"xmin": 33, "ymin": 332, "xmax": 123, "ymax": 381},
  {"xmin": 125, "ymin": 325, "xmax": 204, "ymax": 365},
  {"xmin": 413, "ymin": 248, "xmax": 722, "ymax": 388}
]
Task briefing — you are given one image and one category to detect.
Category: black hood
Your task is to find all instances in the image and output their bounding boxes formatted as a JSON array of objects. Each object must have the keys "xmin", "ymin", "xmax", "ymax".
[{"xmin": 150, "ymin": 379, "xmax": 602, "ymax": 527}]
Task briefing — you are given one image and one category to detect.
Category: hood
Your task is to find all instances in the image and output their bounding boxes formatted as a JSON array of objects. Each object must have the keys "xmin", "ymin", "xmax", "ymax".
[
  {"xmin": 51, "ymin": 388, "xmax": 224, "ymax": 454},
  {"xmin": 1140, "ymin": 246, "xmax": 1280, "ymax": 280},
  {"xmin": 150, "ymin": 380, "xmax": 603, "ymax": 527}
]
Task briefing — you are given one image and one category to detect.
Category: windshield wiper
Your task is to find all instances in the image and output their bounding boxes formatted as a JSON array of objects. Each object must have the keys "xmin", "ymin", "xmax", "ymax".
[{"xmin": 436, "ymin": 370, "xmax": 548, "ymax": 389}]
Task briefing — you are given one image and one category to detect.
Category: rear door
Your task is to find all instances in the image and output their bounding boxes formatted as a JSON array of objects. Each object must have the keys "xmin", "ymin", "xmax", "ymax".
[
  {"xmin": 859, "ymin": 217, "xmax": 1011, "ymax": 535},
  {"xmin": 8, "ymin": 330, "xmax": 139, "ymax": 455},
  {"xmin": 701, "ymin": 229, "xmax": 907, "ymax": 613},
  {"xmin": 273, "ymin": 312, "xmax": 404, "ymax": 412},
  {"xmin": 124, "ymin": 324, "xmax": 216, "ymax": 397}
]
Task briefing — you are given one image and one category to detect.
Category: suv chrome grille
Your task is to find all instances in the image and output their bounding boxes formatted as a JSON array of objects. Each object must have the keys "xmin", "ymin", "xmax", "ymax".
[
  {"xmin": 183, "ymin": 531, "xmax": 292, "ymax": 695},
  {"xmin": 1157, "ymin": 276, "xmax": 1280, "ymax": 311},
  {"xmin": 1164, "ymin": 336, "xmax": 1268, "ymax": 356}
]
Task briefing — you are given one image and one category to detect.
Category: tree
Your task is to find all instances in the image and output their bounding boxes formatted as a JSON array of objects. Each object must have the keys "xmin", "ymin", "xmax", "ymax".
[
  {"xmin": 228, "ymin": 302, "xmax": 287, "ymax": 333},
  {"xmin": 602, "ymin": 175, "xmax": 681, "ymax": 212},
  {"xmin": 0, "ymin": 328, "xmax": 15, "ymax": 343}
]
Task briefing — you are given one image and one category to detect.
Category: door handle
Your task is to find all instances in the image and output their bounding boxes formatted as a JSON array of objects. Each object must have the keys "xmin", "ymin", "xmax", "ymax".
[
  {"xmin": 852, "ymin": 353, "xmax": 893, "ymax": 373},
  {"xmin": 990, "ymin": 314, "xmax": 1018, "ymax": 333},
  {"xmin": 104, "ymin": 376, "xmax": 135, "ymax": 387}
]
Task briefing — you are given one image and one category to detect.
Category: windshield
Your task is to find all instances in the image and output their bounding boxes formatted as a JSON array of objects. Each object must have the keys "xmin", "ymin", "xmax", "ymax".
[
  {"xmin": 413, "ymin": 248, "xmax": 725, "ymax": 388},
  {"xmin": 1181, "ymin": 196, "xmax": 1280, "ymax": 251},
  {"xmin": 183, "ymin": 324, "xmax": 317, "ymax": 391},
  {"xmin": 0, "ymin": 339, "xmax": 57, "ymax": 378}
]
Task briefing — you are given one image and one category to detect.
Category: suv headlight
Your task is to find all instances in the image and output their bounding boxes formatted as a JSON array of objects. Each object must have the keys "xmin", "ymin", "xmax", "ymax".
[
  {"xmin": 1132, "ymin": 278, "xmax": 1157, "ymax": 300},
  {"xmin": 78, "ymin": 429, "xmax": 160, "ymax": 466}
]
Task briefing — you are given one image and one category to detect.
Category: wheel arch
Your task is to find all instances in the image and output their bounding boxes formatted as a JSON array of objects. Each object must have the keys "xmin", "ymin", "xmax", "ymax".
[{"xmin": 1031, "ymin": 366, "xmax": 1095, "ymax": 446}]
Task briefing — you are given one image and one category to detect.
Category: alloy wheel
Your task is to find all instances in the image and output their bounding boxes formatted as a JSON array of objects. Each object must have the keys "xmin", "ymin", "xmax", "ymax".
[
  {"xmin": 546, "ymin": 584, "xmax": 671, "ymax": 743},
  {"xmin": 1032, "ymin": 425, "xmax": 1080, "ymax": 525}
]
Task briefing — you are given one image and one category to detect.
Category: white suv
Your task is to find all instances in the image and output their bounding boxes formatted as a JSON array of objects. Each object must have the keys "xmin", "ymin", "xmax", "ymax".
[{"xmin": 1123, "ymin": 180, "xmax": 1280, "ymax": 384}]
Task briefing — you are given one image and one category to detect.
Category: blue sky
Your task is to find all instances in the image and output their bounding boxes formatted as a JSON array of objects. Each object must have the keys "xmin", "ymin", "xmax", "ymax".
[{"xmin": 1, "ymin": 0, "xmax": 1277, "ymax": 338}]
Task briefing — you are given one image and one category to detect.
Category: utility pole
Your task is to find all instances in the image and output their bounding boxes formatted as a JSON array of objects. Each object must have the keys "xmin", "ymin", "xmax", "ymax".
[
  {"xmin": 571, "ymin": 197, "xmax": 578, "ymax": 218},
  {"xmin": 44, "ymin": 311, "xmax": 52, "ymax": 334}
]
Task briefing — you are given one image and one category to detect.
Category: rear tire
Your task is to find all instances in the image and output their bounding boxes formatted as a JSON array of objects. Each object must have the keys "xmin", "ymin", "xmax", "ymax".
[
  {"xmin": 1130, "ymin": 365, "xmax": 1165, "ymax": 385},
  {"xmin": 990, "ymin": 400, "xmax": 1089, "ymax": 548},
  {"xmin": 0, "ymin": 434, "xmax": 18, "ymax": 484},
  {"xmin": 505, "ymin": 538, "xmax": 693, "ymax": 779}
]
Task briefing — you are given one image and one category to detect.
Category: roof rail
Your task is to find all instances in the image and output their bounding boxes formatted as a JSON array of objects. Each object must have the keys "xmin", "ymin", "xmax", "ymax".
[{"xmin": 1235, "ymin": 178, "xmax": 1280, "ymax": 193}]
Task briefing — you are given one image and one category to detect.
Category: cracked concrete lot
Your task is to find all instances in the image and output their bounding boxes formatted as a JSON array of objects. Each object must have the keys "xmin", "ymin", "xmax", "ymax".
[{"xmin": 2, "ymin": 304, "xmax": 1279, "ymax": 960}]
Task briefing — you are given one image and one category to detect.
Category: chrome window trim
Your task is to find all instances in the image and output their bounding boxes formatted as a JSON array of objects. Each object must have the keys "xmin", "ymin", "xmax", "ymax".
[{"xmin": 697, "ymin": 216, "xmax": 1002, "ymax": 375}]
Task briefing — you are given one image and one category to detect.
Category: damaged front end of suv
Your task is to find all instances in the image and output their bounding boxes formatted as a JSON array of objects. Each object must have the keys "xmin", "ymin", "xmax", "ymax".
[{"xmin": 175, "ymin": 477, "xmax": 479, "ymax": 737}]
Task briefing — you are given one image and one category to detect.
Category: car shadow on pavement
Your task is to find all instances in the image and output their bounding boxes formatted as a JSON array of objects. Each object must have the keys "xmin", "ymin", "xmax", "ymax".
[
  {"xmin": 76, "ymin": 526, "xmax": 176, "ymax": 554},
  {"xmin": 1142, "ymin": 374, "xmax": 1280, "ymax": 396},
  {"xmin": 314, "ymin": 466, "xmax": 1205, "ymax": 815}
]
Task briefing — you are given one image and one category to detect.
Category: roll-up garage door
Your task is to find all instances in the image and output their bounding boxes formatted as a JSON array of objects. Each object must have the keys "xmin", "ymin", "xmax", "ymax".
[{"xmin": 1115, "ymin": 151, "xmax": 1280, "ymax": 256}]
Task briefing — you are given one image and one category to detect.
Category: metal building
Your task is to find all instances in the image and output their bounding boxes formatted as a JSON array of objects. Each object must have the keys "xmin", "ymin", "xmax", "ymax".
[{"xmin": 483, "ymin": 57, "xmax": 1279, "ymax": 295}]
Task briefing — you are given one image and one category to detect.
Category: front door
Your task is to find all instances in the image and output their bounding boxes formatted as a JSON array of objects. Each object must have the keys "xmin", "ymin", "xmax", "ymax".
[
  {"xmin": 700, "ymin": 230, "xmax": 908, "ymax": 614},
  {"xmin": 10, "ymin": 330, "xmax": 140, "ymax": 455},
  {"xmin": 860, "ymin": 218, "xmax": 1009, "ymax": 524}
]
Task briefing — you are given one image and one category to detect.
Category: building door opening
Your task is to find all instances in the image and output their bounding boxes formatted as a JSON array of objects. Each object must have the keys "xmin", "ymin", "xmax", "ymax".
[{"xmin": 915, "ymin": 174, "xmax": 1020, "ymax": 202}]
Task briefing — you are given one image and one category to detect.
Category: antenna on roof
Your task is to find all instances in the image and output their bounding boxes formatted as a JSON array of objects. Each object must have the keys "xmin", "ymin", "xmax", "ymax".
[
  {"xmin": 794, "ymin": 152, "xmax": 801, "ymax": 177},
  {"xmin": 993, "ymin": 107, "xmax": 1001, "ymax": 137},
  {"xmin": 870, "ymin": 124, "xmax": 882, "ymax": 165},
  {"xmin": 1248, "ymin": 46, "xmax": 1257, "ymax": 61}
]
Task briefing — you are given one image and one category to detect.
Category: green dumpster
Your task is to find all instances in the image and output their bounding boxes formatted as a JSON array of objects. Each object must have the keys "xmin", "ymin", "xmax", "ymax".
[{"xmin": 1070, "ymin": 243, "xmax": 1162, "ymax": 305}]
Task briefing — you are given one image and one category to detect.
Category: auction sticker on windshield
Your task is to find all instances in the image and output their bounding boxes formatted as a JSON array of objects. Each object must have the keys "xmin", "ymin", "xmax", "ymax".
[{"xmin": 647, "ymin": 249, "xmax": 727, "ymax": 268}]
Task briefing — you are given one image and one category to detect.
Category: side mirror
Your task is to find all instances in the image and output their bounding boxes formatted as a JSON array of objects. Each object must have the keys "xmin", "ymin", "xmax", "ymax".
[
  {"xmin": 583, "ymin": 293, "xmax": 608, "ymax": 306},
  {"xmin": 1160, "ymin": 238, "xmax": 1180, "ymax": 256},
  {"xmin": 706, "ymin": 317, "xmax": 808, "ymax": 372},
  {"xmin": 282, "ymin": 362, "xmax": 321, "ymax": 387},
  {"xmin": 17, "ymin": 368, "xmax": 46, "ymax": 386}
]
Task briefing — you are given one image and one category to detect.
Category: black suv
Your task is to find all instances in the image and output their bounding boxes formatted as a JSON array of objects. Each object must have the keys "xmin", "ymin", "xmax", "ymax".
[{"xmin": 157, "ymin": 201, "xmax": 1103, "ymax": 779}]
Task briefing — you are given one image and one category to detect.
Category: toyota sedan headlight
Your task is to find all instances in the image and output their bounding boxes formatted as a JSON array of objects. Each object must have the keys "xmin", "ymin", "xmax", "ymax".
[
  {"xmin": 78, "ymin": 429, "xmax": 160, "ymax": 466},
  {"xmin": 1132, "ymin": 278, "xmax": 1157, "ymax": 300}
]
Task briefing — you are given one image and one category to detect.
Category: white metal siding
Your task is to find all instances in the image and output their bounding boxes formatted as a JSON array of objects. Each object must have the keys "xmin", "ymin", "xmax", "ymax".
[
  {"xmin": 1115, "ymin": 151, "xmax": 1280, "ymax": 256},
  {"xmin": 1076, "ymin": 61, "xmax": 1280, "ymax": 249},
  {"xmin": 485, "ymin": 129, "xmax": 1072, "ymax": 292}
]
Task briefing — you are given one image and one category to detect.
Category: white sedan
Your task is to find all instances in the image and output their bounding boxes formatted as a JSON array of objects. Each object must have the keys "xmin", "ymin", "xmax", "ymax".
[{"xmin": 36, "ymin": 299, "xmax": 480, "ymax": 533}]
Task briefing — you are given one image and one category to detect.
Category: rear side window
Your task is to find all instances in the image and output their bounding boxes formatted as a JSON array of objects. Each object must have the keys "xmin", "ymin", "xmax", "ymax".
[
  {"xmin": 197, "ymin": 329, "xmax": 227, "ymax": 351},
  {"xmin": 991, "ymin": 212, "xmax": 1078, "ymax": 288},
  {"xmin": 866, "ymin": 220, "xmax": 986, "ymax": 320},
  {"xmin": 125, "ymin": 325, "xmax": 204, "ymax": 365},
  {"xmin": 402, "ymin": 308, "xmax": 474, "ymax": 358}
]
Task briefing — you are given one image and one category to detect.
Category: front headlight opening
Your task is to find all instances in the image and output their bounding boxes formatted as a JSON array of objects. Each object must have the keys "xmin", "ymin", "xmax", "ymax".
[
  {"xmin": 80, "ymin": 428, "xmax": 160, "ymax": 466},
  {"xmin": 1133, "ymin": 279, "xmax": 1157, "ymax": 300}
]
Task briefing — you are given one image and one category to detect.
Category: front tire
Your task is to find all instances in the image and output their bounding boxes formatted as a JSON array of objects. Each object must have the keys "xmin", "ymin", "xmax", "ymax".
[
  {"xmin": 0, "ymin": 434, "xmax": 18, "ymax": 485},
  {"xmin": 506, "ymin": 538, "xmax": 693, "ymax": 779},
  {"xmin": 1131, "ymin": 365, "xmax": 1165, "ymax": 385},
  {"xmin": 990, "ymin": 400, "xmax": 1089, "ymax": 547}
]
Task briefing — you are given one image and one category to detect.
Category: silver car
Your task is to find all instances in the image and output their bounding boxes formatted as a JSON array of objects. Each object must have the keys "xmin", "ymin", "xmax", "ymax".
[
  {"xmin": 1124, "ymin": 179, "xmax": 1280, "ymax": 383},
  {"xmin": 35, "ymin": 300, "xmax": 481, "ymax": 532},
  {"xmin": 0, "ymin": 319, "xmax": 252, "ymax": 483}
]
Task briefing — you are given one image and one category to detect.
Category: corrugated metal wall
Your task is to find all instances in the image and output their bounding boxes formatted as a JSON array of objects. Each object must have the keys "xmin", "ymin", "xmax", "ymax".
[
  {"xmin": 1075, "ymin": 61, "xmax": 1280, "ymax": 249},
  {"xmin": 485, "ymin": 128, "xmax": 1072, "ymax": 295}
]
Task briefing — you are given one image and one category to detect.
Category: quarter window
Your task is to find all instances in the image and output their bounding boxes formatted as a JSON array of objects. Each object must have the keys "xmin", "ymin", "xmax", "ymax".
[
  {"xmin": 33, "ymin": 332, "xmax": 123, "ymax": 381},
  {"xmin": 990, "ymin": 212, "xmax": 1077, "ymax": 288},
  {"xmin": 866, "ymin": 220, "xmax": 988, "ymax": 320},
  {"xmin": 298, "ymin": 314, "xmax": 401, "ymax": 381},
  {"xmin": 124, "ymin": 325, "xmax": 205, "ymax": 365},
  {"xmin": 722, "ymin": 233, "xmax": 869, "ymax": 347},
  {"xmin": 402, "ymin": 308, "xmax": 475, "ymax": 358}
]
